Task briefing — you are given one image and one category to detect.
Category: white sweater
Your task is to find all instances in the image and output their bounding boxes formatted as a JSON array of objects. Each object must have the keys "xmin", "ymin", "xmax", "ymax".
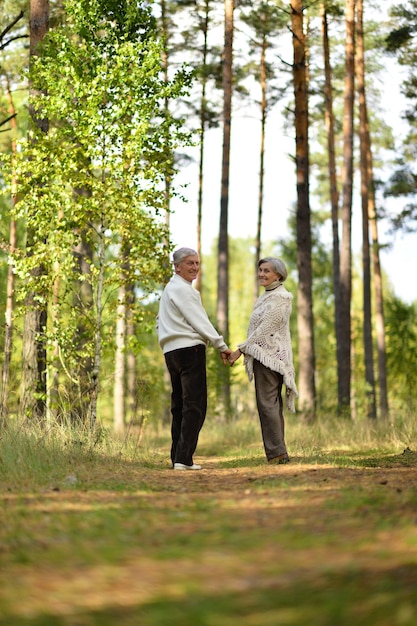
[{"xmin": 157, "ymin": 274, "xmax": 229, "ymax": 354}]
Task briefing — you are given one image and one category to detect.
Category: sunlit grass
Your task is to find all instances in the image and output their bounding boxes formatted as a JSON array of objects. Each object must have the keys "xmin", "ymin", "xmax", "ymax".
[{"xmin": 1, "ymin": 410, "xmax": 416, "ymax": 491}]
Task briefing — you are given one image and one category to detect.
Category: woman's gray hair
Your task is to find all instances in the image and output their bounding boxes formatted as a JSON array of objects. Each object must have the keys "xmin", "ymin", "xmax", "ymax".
[
  {"xmin": 173, "ymin": 247, "xmax": 198, "ymax": 265},
  {"xmin": 258, "ymin": 257, "xmax": 288, "ymax": 282}
]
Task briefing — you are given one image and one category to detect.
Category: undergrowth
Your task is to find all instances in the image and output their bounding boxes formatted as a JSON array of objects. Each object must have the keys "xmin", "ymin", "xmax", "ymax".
[{"xmin": 0, "ymin": 410, "xmax": 415, "ymax": 491}]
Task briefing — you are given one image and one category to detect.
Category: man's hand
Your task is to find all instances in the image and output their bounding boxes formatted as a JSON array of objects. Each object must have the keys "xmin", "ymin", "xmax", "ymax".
[
  {"xmin": 228, "ymin": 349, "xmax": 242, "ymax": 367},
  {"xmin": 220, "ymin": 349, "xmax": 232, "ymax": 366}
]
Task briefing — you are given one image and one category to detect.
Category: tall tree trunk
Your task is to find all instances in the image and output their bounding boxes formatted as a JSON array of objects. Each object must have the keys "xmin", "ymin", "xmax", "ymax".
[
  {"xmin": 338, "ymin": 0, "xmax": 355, "ymax": 415},
  {"xmin": 321, "ymin": 3, "xmax": 342, "ymax": 395},
  {"xmin": 1, "ymin": 77, "xmax": 18, "ymax": 424},
  {"xmin": 48, "ymin": 210, "xmax": 64, "ymax": 424},
  {"xmin": 113, "ymin": 243, "xmax": 131, "ymax": 435},
  {"xmin": 291, "ymin": 0, "xmax": 316, "ymax": 419},
  {"xmin": 217, "ymin": 0, "xmax": 233, "ymax": 339},
  {"xmin": 217, "ymin": 0, "xmax": 234, "ymax": 412},
  {"xmin": 195, "ymin": 0, "xmax": 211, "ymax": 294},
  {"xmin": 114, "ymin": 282, "xmax": 126, "ymax": 435},
  {"xmin": 88, "ymin": 224, "xmax": 105, "ymax": 430},
  {"xmin": 126, "ymin": 281, "xmax": 137, "ymax": 424},
  {"xmin": 160, "ymin": 0, "xmax": 172, "ymax": 231},
  {"xmin": 21, "ymin": 0, "xmax": 49, "ymax": 421},
  {"xmin": 254, "ymin": 27, "xmax": 267, "ymax": 304},
  {"xmin": 356, "ymin": 0, "xmax": 376, "ymax": 419},
  {"xmin": 70, "ymin": 234, "xmax": 94, "ymax": 424},
  {"xmin": 367, "ymin": 145, "xmax": 389, "ymax": 419}
]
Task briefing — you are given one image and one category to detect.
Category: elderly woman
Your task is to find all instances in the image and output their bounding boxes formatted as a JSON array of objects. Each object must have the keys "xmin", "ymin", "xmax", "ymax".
[{"xmin": 229, "ymin": 257, "xmax": 298, "ymax": 464}]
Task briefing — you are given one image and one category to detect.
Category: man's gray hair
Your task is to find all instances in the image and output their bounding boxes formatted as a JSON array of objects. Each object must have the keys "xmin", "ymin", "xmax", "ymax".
[
  {"xmin": 173, "ymin": 247, "xmax": 198, "ymax": 265},
  {"xmin": 258, "ymin": 257, "xmax": 288, "ymax": 282}
]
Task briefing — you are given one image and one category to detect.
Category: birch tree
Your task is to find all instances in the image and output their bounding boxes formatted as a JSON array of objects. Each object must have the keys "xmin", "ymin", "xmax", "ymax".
[
  {"xmin": 20, "ymin": 0, "xmax": 49, "ymax": 421},
  {"xmin": 11, "ymin": 0, "xmax": 192, "ymax": 427}
]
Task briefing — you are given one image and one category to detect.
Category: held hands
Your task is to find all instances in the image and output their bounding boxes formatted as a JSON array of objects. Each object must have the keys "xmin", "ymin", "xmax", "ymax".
[
  {"xmin": 220, "ymin": 349, "xmax": 232, "ymax": 366},
  {"xmin": 220, "ymin": 348, "xmax": 243, "ymax": 367},
  {"xmin": 228, "ymin": 349, "xmax": 242, "ymax": 367}
]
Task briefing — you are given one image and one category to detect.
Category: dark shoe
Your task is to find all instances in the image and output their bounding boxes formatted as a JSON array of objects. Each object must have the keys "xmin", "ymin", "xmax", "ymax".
[{"xmin": 268, "ymin": 454, "xmax": 290, "ymax": 465}]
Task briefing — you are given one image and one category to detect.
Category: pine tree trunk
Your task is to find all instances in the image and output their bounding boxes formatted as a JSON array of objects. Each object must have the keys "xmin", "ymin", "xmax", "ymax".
[
  {"xmin": 367, "ymin": 142, "xmax": 389, "ymax": 419},
  {"xmin": 321, "ymin": 3, "xmax": 343, "ymax": 401},
  {"xmin": 356, "ymin": 0, "xmax": 376, "ymax": 419},
  {"xmin": 217, "ymin": 0, "xmax": 233, "ymax": 341},
  {"xmin": 291, "ymin": 0, "xmax": 316, "ymax": 419},
  {"xmin": 338, "ymin": 0, "xmax": 355, "ymax": 415},
  {"xmin": 254, "ymin": 30, "xmax": 267, "ymax": 304},
  {"xmin": 217, "ymin": 0, "xmax": 234, "ymax": 414},
  {"xmin": 195, "ymin": 0, "xmax": 211, "ymax": 294}
]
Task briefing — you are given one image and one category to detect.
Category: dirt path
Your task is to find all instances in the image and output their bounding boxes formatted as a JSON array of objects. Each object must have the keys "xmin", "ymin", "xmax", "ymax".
[{"xmin": 1, "ymin": 455, "xmax": 417, "ymax": 625}]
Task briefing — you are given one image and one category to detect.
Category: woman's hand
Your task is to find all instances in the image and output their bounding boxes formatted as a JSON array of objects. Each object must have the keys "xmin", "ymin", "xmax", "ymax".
[{"xmin": 228, "ymin": 349, "xmax": 242, "ymax": 366}]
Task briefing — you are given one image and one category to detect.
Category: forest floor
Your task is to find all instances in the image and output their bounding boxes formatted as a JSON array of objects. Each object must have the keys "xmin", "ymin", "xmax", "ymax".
[{"xmin": 1, "ymin": 449, "xmax": 417, "ymax": 625}]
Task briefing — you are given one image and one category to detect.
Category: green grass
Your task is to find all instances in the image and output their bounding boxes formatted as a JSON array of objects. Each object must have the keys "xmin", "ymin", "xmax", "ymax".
[
  {"xmin": 1, "ymin": 411, "xmax": 415, "ymax": 489},
  {"xmin": 0, "ymin": 412, "xmax": 416, "ymax": 625}
]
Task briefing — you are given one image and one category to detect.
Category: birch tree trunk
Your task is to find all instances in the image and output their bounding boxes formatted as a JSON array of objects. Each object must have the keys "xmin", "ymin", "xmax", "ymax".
[
  {"xmin": 113, "ymin": 243, "xmax": 132, "ymax": 434},
  {"xmin": 114, "ymin": 282, "xmax": 126, "ymax": 435},
  {"xmin": 48, "ymin": 210, "xmax": 63, "ymax": 424},
  {"xmin": 21, "ymin": 0, "xmax": 49, "ymax": 421},
  {"xmin": 160, "ymin": 0, "xmax": 172, "ymax": 231},
  {"xmin": 0, "ymin": 77, "xmax": 18, "ymax": 424},
  {"xmin": 69, "ymin": 235, "xmax": 94, "ymax": 424},
  {"xmin": 126, "ymin": 282, "xmax": 137, "ymax": 424},
  {"xmin": 88, "ymin": 225, "xmax": 105, "ymax": 430}
]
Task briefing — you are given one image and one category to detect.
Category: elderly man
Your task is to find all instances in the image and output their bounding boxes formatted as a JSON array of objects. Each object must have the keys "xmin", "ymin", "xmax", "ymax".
[{"xmin": 157, "ymin": 247, "xmax": 231, "ymax": 470}]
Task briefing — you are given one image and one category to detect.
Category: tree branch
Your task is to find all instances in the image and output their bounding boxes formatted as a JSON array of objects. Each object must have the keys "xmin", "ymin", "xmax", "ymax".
[
  {"xmin": 0, "ymin": 34, "xmax": 29, "ymax": 52},
  {"xmin": 0, "ymin": 10, "xmax": 24, "ymax": 41},
  {"xmin": 0, "ymin": 11, "xmax": 28, "ymax": 51},
  {"xmin": 0, "ymin": 113, "xmax": 17, "ymax": 131}
]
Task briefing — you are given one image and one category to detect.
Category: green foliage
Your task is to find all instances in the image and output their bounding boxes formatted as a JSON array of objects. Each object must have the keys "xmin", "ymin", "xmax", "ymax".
[
  {"xmin": 383, "ymin": 2, "xmax": 417, "ymax": 232},
  {"xmin": 0, "ymin": 0, "xmax": 194, "ymax": 419},
  {"xmin": 384, "ymin": 295, "xmax": 417, "ymax": 410},
  {"xmin": 238, "ymin": 0, "xmax": 290, "ymax": 110}
]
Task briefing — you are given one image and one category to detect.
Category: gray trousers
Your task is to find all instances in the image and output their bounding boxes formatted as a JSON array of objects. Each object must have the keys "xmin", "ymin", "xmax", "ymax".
[{"xmin": 253, "ymin": 359, "xmax": 288, "ymax": 461}]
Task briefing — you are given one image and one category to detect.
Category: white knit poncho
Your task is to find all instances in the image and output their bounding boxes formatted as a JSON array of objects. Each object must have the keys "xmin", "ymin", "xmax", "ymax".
[{"xmin": 238, "ymin": 285, "xmax": 298, "ymax": 412}]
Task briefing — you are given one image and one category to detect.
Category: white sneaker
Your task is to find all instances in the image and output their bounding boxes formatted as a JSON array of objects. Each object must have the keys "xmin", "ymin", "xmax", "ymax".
[{"xmin": 173, "ymin": 462, "xmax": 202, "ymax": 471}]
